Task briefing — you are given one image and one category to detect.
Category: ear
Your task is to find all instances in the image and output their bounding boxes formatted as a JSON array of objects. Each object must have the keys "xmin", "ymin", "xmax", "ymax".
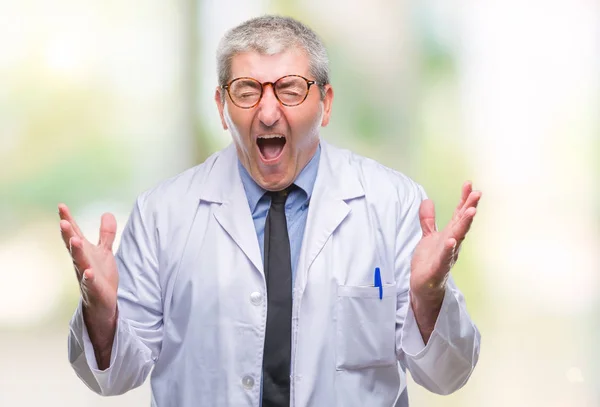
[
  {"xmin": 320, "ymin": 84, "xmax": 334, "ymax": 127},
  {"xmin": 214, "ymin": 87, "xmax": 228, "ymax": 130}
]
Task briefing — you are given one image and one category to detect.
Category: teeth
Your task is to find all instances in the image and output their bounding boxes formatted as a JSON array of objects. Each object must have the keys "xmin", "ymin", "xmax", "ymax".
[{"xmin": 257, "ymin": 134, "xmax": 285, "ymax": 139}]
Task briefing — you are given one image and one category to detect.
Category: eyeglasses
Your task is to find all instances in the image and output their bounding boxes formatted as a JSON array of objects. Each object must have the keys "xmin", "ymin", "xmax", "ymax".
[{"xmin": 222, "ymin": 75, "xmax": 324, "ymax": 109}]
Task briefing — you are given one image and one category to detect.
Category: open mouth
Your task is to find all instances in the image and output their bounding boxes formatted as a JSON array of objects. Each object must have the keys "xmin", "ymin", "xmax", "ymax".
[{"xmin": 257, "ymin": 135, "xmax": 286, "ymax": 162}]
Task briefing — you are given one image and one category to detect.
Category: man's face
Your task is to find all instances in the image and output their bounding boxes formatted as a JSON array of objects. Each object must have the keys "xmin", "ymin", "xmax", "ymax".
[{"xmin": 215, "ymin": 49, "xmax": 333, "ymax": 191}]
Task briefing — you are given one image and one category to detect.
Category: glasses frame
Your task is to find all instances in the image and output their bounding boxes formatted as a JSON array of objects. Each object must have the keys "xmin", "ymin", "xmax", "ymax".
[{"xmin": 222, "ymin": 75, "xmax": 324, "ymax": 109}]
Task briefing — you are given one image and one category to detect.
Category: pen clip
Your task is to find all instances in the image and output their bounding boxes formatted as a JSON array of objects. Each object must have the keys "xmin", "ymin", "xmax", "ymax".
[{"xmin": 374, "ymin": 267, "xmax": 382, "ymax": 300}]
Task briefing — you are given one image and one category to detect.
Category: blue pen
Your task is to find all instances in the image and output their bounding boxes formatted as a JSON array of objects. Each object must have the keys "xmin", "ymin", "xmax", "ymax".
[{"xmin": 374, "ymin": 267, "xmax": 382, "ymax": 300}]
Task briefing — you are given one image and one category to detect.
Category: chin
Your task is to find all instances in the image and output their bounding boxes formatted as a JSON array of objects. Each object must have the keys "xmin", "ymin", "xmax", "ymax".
[{"xmin": 257, "ymin": 171, "xmax": 294, "ymax": 191}]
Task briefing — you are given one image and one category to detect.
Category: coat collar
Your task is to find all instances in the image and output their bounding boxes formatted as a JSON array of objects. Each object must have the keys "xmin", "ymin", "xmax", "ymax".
[
  {"xmin": 198, "ymin": 140, "xmax": 365, "ymax": 205},
  {"xmin": 197, "ymin": 139, "xmax": 366, "ymax": 276}
]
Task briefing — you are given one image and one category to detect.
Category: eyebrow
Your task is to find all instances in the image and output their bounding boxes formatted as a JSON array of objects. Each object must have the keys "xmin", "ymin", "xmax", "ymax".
[
  {"xmin": 276, "ymin": 80, "xmax": 301, "ymax": 89},
  {"xmin": 235, "ymin": 79, "xmax": 261, "ymax": 87}
]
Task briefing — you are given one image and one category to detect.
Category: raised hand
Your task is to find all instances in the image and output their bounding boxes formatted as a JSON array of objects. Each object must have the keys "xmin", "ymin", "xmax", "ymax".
[
  {"xmin": 59, "ymin": 203, "xmax": 119, "ymax": 367},
  {"xmin": 409, "ymin": 182, "xmax": 481, "ymax": 341}
]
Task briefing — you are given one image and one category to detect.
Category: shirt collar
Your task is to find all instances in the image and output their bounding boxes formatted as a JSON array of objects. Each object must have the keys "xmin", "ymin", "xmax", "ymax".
[{"xmin": 238, "ymin": 143, "xmax": 321, "ymax": 213}]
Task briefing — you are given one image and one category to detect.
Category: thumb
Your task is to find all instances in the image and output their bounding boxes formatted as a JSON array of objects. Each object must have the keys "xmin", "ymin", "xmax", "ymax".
[
  {"xmin": 98, "ymin": 212, "xmax": 117, "ymax": 251},
  {"xmin": 419, "ymin": 199, "xmax": 437, "ymax": 237}
]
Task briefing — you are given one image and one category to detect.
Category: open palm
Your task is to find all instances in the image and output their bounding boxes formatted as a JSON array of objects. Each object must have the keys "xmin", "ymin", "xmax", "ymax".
[
  {"xmin": 59, "ymin": 204, "xmax": 119, "ymax": 320},
  {"xmin": 410, "ymin": 182, "xmax": 481, "ymax": 300}
]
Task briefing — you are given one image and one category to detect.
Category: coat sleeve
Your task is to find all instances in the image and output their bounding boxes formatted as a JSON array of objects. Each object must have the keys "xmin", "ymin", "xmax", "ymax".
[
  {"xmin": 394, "ymin": 181, "xmax": 481, "ymax": 395},
  {"xmin": 67, "ymin": 192, "xmax": 163, "ymax": 396}
]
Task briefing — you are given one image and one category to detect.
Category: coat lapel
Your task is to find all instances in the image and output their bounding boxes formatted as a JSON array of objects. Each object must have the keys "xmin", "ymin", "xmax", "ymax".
[
  {"xmin": 296, "ymin": 141, "xmax": 365, "ymax": 289},
  {"xmin": 199, "ymin": 144, "xmax": 264, "ymax": 274},
  {"xmin": 197, "ymin": 141, "xmax": 365, "ymax": 281}
]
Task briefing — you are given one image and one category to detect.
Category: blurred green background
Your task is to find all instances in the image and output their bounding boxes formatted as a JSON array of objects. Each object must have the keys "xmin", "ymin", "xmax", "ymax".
[{"xmin": 1, "ymin": 0, "xmax": 598, "ymax": 405}]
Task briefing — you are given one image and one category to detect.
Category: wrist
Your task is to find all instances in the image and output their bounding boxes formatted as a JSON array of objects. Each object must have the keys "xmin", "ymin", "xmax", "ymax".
[
  {"xmin": 410, "ymin": 272, "xmax": 449, "ymax": 303},
  {"xmin": 411, "ymin": 286, "xmax": 444, "ymax": 311},
  {"xmin": 82, "ymin": 302, "xmax": 117, "ymax": 325},
  {"xmin": 82, "ymin": 304, "xmax": 118, "ymax": 350},
  {"xmin": 410, "ymin": 288, "xmax": 445, "ymax": 343},
  {"xmin": 411, "ymin": 286, "xmax": 446, "ymax": 307}
]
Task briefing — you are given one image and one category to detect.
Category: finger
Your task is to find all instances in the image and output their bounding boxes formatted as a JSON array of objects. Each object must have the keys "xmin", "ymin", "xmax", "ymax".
[
  {"xmin": 60, "ymin": 220, "xmax": 87, "ymax": 268},
  {"xmin": 464, "ymin": 190, "xmax": 482, "ymax": 210},
  {"xmin": 452, "ymin": 181, "xmax": 472, "ymax": 221},
  {"xmin": 454, "ymin": 190, "xmax": 481, "ymax": 222},
  {"xmin": 98, "ymin": 212, "xmax": 117, "ymax": 251},
  {"xmin": 460, "ymin": 181, "xmax": 472, "ymax": 207},
  {"xmin": 68, "ymin": 236, "xmax": 92, "ymax": 280},
  {"xmin": 60, "ymin": 221, "xmax": 82, "ymax": 275},
  {"xmin": 58, "ymin": 203, "xmax": 84, "ymax": 238},
  {"xmin": 419, "ymin": 199, "xmax": 437, "ymax": 237},
  {"xmin": 452, "ymin": 206, "xmax": 477, "ymax": 243},
  {"xmin": 59, "ymin": 219, "xmax": 77, "ymax": 248}
]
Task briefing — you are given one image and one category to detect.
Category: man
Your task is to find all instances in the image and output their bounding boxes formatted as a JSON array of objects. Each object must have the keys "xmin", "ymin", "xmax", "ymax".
[{"xmin": 60, "ymin": 15, "xmax": 481, "ymax": 407}]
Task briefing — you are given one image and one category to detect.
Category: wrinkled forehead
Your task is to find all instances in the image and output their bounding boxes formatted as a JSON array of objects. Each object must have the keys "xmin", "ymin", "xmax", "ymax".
[{"xmin": 229, "ymin": 48, "xmax": 310, "ymax": 83}]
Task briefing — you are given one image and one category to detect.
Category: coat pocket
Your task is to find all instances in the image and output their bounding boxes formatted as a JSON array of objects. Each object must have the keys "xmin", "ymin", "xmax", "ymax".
[{"xmin": 335, "ymin": 283, "xmax": 398, "ymax": 370}]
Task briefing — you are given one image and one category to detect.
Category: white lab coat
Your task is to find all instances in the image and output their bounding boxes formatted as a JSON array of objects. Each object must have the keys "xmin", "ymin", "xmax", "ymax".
[{"xmin": 68, "ymin": 140, "xmax": 480, "ymax": 406}]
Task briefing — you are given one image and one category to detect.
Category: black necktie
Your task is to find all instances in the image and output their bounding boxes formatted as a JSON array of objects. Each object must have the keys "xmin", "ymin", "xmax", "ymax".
[{"xmin": 262, "ymin": 187, "xmax": 293, "ymax": 407}]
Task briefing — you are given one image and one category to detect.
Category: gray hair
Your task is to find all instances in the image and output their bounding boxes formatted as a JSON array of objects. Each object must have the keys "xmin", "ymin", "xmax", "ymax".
[{"xmin": 216, "ymin": 15, "xmax": 330, "ymax": 100}]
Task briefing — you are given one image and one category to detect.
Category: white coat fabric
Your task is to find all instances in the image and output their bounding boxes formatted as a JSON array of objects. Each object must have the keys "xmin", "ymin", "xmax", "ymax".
[{"xmin": 68, "ymin": 140, "xmax": 480, "ymax": 406}]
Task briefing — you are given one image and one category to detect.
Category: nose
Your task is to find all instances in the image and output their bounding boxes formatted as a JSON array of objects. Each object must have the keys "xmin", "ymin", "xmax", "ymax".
[{"xmin": 256, "ymin": 85, "xmax": 282, "ymax": 128}]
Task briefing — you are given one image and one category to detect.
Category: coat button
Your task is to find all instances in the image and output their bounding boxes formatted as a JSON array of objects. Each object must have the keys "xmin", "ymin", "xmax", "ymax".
[
  {"xmin": 250, "ymin": 291, "xmax": 263, "ymax": 305},
  {"xmin": 242, "ymin": 375, "xmax": 255, "ymax": 389}
]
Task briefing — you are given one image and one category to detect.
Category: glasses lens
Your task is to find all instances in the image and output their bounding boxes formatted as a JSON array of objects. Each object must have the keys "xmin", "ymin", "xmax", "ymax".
[
  {"xmin": 229, "ymin": 78, "xmax": 262, "ymax": 107},
  {"xmin": 275, "ymin": 76, "xmax": 308, "ymax": 106}
]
